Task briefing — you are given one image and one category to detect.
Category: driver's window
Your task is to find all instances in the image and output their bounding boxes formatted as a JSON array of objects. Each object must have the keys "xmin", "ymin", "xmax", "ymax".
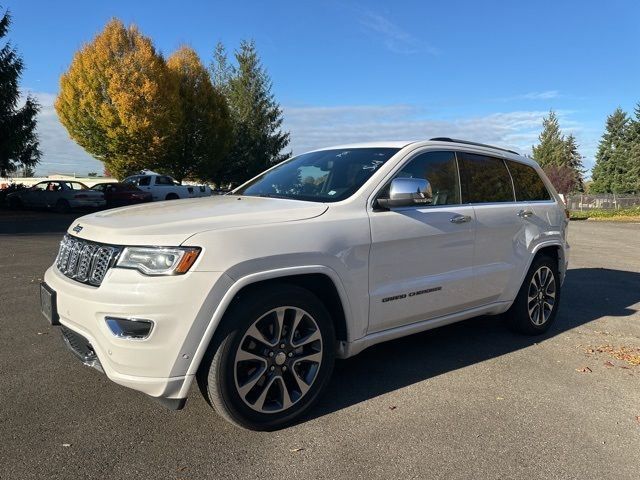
[{"xmin": 389, "ymin": 151, "xmax": 461, "ymax": 206}]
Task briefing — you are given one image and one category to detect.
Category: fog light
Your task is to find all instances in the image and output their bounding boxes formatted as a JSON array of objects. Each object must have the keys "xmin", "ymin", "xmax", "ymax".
[{"xmin": 105, "ymin": 317, "xmax": 154, "ymax": 340}]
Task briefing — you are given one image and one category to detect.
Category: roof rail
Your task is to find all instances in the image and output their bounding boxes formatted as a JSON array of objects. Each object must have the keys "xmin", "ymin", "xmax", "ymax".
[{"xmin": 429, "ymin": 137, "xmax": 520, "ymax": 155}]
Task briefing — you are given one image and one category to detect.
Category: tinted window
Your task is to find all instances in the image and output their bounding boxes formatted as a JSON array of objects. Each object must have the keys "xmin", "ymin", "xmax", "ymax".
[
  {"xmin": 458, "ymin": 153, "xmax": 514, "ymax": 203},
  {"xmin": 506, "ymin": 161, "xmax": 551, "ymax": 201},
  {"xmin": 237, "ymin": 148, "xmax": 399, "ymax": 203},
  {"xmin": 138, "ymin": 176, "xmax": 151, "ymax": 186},
  {"xmin": 156, "ymin": 176, "xmax": 174, "ymax": 185},
  {"xmin": 387, "ymin": 150, "xmax": 460, "ymax": 205}
]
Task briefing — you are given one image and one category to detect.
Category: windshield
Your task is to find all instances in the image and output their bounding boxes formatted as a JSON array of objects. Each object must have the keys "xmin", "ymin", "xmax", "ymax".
[{"xmin": 236, "ymin": 148, "xmax": 399, "ymax": 202}]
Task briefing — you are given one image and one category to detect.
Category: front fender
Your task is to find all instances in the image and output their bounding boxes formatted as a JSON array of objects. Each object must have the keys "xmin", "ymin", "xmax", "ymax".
[{"xmin": 173, "ymin": 264, "xmax": 354, "ymax": 399}]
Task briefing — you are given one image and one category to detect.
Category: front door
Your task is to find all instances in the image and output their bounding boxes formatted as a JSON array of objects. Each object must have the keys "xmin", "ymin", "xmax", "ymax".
[{"xmin": 367, "ymin": 150, "xmax": 476, "ymax": 333}]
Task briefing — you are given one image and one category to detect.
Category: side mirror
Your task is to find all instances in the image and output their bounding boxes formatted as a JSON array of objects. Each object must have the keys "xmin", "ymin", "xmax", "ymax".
[{"xmin": 377, "ymin": 177, "xmax": 432, "ymax": 209}]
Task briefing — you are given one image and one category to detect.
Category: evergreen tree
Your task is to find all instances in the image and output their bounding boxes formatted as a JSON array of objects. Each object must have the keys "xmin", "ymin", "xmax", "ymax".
[
  {"xmin": 591, "ymin": 108, "xmax": 630, "ymax": 193},
  {"xmin": 211, "ymin": 40, "xmax": 290, "ymax": 185},
  {"xmin": 563, "ymin": 133, "xmax": 585, "ymax": 191},
  {"xmin": 0, "ymin": 8, "xmax": 41, "ymax": 177},
  {"xmin": 532, "ymin": 111, "xmax": 585, "ymax": 194},
  {"xmin": 532, "ymin": 111, "xmax": 565, "ymax": 167},
  {"xmin": 625, "ymin": 103, "xmax": 640, "ymax": 193}
]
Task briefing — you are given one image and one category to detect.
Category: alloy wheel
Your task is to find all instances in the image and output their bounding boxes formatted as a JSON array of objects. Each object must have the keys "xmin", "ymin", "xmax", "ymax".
[
  {"xmin": 233, "ymin": 306, "xmax": 323, "ymax": 413},
  {"xmin": 527, "ymin": 266, "xmax": 556, "ymax": 325}
]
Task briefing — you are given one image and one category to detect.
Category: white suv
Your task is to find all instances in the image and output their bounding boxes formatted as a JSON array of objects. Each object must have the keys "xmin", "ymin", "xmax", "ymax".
[{"xmin": 41, "ymin": 138, "xmax": 569, "ymax": 430}]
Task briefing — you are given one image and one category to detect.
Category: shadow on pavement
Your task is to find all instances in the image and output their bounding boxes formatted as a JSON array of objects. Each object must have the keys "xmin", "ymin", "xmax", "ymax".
[
  {"xmin": 0, "ymin": 209, "xmax": 79, "ymax": 235},
  {"xmin": 307, "ymin": 267, "xmax": 640, "ymax": 422}
]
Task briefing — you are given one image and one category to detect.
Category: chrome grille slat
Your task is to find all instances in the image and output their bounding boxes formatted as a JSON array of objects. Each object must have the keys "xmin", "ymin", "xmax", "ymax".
[{"xmin": 55, "ymin": 235, "xmax": 119, "ymax": 286}]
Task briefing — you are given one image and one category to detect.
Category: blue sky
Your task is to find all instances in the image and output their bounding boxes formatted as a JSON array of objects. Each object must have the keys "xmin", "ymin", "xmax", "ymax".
[{"xmin": 5, "ymin": 0, "xmax": 640, "ymax": 176}]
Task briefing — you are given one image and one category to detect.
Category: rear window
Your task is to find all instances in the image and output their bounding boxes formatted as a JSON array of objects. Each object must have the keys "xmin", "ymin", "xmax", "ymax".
[
  {"xmin": 458, "ymin": 152, "xmax": 514, "ymax": 203},
  {"xmin": 506, "ymin": 161, "xmax": 552, "ymax": 201}
]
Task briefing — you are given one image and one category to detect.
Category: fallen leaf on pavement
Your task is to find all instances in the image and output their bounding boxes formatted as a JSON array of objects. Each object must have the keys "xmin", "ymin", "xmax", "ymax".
[
  {"xmin": 389, "ymin": 405, "xmax": 397, "ymax": 410},
  {"xmin": 604, "ymin": 361, "xmax": 615, "ymax": 368},
  {"xmin": 290, "ymin": 447, "xmax": 305, "ymax": 452},
  {"xmin": 586, "ymin": 345, "xmax": 640, "ymax": 366},
  {"xmin": 576, "ymin": 367, "xmax": 592, "ymax": 373}
]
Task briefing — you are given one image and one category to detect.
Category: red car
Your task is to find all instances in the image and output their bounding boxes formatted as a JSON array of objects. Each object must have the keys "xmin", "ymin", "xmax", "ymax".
[{"xmin": 90, "ymin": 182, "xmax": 152, "ymax": 208}]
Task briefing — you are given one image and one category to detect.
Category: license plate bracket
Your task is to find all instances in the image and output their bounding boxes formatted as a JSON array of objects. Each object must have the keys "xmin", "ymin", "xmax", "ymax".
[{"xmin": 40, "ymin": 283, "xmax": 59, "ymax": 325}]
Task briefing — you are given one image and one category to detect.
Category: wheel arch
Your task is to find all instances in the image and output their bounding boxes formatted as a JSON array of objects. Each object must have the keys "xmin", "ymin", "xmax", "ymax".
[
  {"xmin": 178, "ymin": 265, "xmax": 353, "ymax": 398},
  {"xmin": 521, "ymin": 241, "xmax": 566, "ymax": 290}
]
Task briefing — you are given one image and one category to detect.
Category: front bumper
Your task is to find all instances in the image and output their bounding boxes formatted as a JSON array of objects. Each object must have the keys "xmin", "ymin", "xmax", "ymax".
[{"xmin": 43, "ymin": 265, "xmax": 226, "ymax": 403}]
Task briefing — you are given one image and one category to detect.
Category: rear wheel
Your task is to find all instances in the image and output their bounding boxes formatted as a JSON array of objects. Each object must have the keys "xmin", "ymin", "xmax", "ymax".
[
  {"xmin": 504, "ymin": 255, "xmax": 560, "ymax": 334},
  {"xmin": 198, "ymin": 284, "xmax": 335, "ymax": 430}
]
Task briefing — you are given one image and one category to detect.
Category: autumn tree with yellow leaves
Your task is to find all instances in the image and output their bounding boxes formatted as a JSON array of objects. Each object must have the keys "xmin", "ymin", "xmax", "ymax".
[
  {"xmin": 164, "ymin": 47, "xmax": 231, "ymax": 181},
  {"xmin": 55, "ymin": 19, "xmax": 182, "ymax": 179},
  {"xmin": 55, "ymin": 19, "xmax": 230, "ymax": 180}
]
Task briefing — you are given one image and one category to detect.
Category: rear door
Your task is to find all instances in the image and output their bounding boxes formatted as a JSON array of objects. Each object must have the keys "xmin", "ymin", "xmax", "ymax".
[
  {"xmin": 506, "ymin": 159, "xmax": 563, "ymax": 268},
  {"xmin": 368, "ymin": 150, "xmax": 477, "ymax": 332},
  {"xmin": 457, "ymin": 152, "xmax": 528, "ymax": 305}
]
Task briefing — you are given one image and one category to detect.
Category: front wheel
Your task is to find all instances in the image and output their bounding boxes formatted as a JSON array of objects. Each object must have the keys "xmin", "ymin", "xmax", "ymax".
[
  {"xmin": 198, "ymin": 285, "xmax": 335, "ymax": 430},
  {"xmin": 504, "ymin": 255, "xmax": 561, "ymax": 335}
]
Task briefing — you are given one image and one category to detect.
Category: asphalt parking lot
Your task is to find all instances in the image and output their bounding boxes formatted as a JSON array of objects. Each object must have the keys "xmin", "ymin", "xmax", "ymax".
[{"xmin": 1, "ymin": 211, "xmax": 639, "ymax": 479}]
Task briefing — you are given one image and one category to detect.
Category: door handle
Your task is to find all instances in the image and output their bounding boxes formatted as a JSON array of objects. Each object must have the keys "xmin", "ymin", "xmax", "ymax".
[
  {"xmin": 517, "ymin": 209, "xmax": 534, "ymax": 218},
  {"xmin": 450, "ymin": 215, "xmax": 471, "ymax": 224}
]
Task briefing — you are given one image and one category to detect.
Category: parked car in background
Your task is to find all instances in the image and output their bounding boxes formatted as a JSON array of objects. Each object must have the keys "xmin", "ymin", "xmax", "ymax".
[
  {"xmin": 122, "ymin": 174, "xmax": 211, "ymax": 201},
  {"xmin": 90, "ymin": 182, "xmax": 152, "ymax": 208},
  {"xmin": 7, "ymin": 180, "xmax": 105, "ymax": 212}
]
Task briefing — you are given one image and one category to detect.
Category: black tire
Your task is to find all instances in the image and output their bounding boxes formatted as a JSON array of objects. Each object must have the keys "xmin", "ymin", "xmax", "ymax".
[
  {"xmin": 504, "ymin": 255, "xmax": 561, "ymax": 335},
  {"xmin": 197, "ymin": 284, "xmax": 335, "ymax": 431},
  {"xmin": 165, "ymin": 193, "xmax": 179, "ymax": 200},
  {"xmin": 55, "ymin": 199, "xmax": 70, "ymax": 214}
]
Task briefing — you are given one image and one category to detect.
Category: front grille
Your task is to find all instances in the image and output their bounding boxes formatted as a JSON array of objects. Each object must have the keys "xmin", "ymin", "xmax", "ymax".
[{"xmin": 56, "ymin": 235, "xmax": 120, "ymax": 286}]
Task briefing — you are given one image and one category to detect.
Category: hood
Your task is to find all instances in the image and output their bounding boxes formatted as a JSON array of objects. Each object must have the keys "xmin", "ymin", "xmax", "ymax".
[{"xmin": 68, "ymin": 195, "xmax": 328, "ymax": 246}]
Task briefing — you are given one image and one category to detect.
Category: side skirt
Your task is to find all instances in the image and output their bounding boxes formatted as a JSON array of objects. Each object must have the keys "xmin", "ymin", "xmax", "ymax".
[{"xmin": 336, "ymin": 301, "xmax": 511, "ymax": 359}]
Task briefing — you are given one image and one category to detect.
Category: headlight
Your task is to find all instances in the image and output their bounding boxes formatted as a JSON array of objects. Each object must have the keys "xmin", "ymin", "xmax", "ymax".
[{"xmin": 116, "ymin": 247, "xmax": 201, "ymax": 276}]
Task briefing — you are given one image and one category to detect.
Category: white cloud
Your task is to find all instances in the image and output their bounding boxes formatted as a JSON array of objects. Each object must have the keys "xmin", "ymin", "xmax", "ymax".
[
  {"xmin": 358, "ymin": 11, "xmax": 438, "ymax": 55},
  {"xmin": 494, "ymin": 90, "xmax": 561, "ymax": 102},
  {"xmin": 284, "ymin": 104, "xmax": 597, "ymax": 174},
  {"xmin": 284, "ymin": 105, "xmax": 551, "ymax": 155},
  {"xmin": 26, "ymin": 91, "xmax": 104, "ymax": 176},
  {"xmin": 24, "ymin": 91, "xmax": 596, "ymax": 177}
]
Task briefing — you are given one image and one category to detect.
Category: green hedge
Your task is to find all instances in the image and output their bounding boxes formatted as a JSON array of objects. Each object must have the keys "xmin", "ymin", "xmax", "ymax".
[{"xmin": 570, "ymin": 206, "xmax": 640, "ymax": 219}]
